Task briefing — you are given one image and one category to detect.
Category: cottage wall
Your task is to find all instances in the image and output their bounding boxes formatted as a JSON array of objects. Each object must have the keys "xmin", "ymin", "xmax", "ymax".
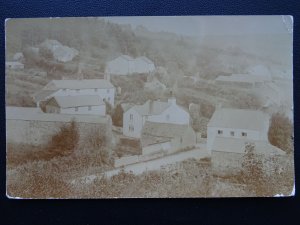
[
  {"xmin": 54, "ymin": 88, "xmax": 115, "ymax": 106},
  {"xmin": 207, "ymin": 124, "xmax": 269, "ymax": 155},
  {"xmin": 123, "ymin": 108, "xmax": 143, "ymax": 138},
  {"xmin": 106, "ymin": 57, "xmax": 131, "ymax": 75},
  {"xmin": 60, "ymin": 105, "xmax": 106, "ymax": 116}
]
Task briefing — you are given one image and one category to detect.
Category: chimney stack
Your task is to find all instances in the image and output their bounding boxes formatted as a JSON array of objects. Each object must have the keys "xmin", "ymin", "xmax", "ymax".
[{"xmin": 168, "ymin": 97, "xmax": 176, "ymax": 105}]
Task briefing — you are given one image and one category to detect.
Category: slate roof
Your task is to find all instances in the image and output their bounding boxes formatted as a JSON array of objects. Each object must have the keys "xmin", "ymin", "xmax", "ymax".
[
  {"xmin": 208, "ymin": 108, "xmax": 269, "ymax": 131},
  {"xmin": 51, "ymin": 95, "xmax": 104, "ymax": 108},
  {"xmin": 212, "ymin": 137, "xmax": 285, "ymax": 155},
  {"xmin": 130, "ymin": 100, "xmax": 170, "ymax": 116},
  {"xmin": 6, "ymin": 106, "xmax": 108, "ymax": 123},
  {"xmin": 33, "ymin": 90, "xmax": 58, "ymax": 102},
  {"xmin": 137, "ymin": 56, "xmax": 154, "ymax": 64},
  {"xmin": 44, "ymin": 79, "xmax": 114, "ymax": 90}
]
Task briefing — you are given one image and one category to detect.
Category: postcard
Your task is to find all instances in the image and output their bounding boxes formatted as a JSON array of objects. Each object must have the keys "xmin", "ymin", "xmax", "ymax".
[{"xmin": 5, "ymin": 16, "xmax": 294, "ymax": 198}]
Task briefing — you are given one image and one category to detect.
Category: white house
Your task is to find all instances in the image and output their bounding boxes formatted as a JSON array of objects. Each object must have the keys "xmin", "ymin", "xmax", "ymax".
[
  {"xmin": 207, "ymin": 108, "xmax": 285, "ymax": 175},
  {"xmin": 207, "ymin": 108, "xmax": 273, "ymax": 155},
  {"xmin": 45, "ymin": 95, "xmax": 106, "ymax": 116},
  {"xmin": 105, "ymin": 55, "xmax": 155, "ymax": 75},
  {"xmin": 123, "ymin": 98, "xmax": 190, "ymax": 138},
  {"xmin": 33, "ymin": 79, "xmax": 115, "ymax": 107},
  {"xmin": 6, "ymin": 61, "xmax": 24, "ymax": 70}
]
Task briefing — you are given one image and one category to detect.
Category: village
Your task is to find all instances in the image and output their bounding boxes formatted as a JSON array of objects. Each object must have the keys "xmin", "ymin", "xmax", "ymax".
[{"xmin": 5, "ymin": 18, "xmax": 294, "ymax": 198}]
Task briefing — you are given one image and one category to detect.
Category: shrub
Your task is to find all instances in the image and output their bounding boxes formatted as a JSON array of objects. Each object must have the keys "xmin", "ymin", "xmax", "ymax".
[
  {"xmin": 268, "ymin": 113, "xmax": 293, "ymax": 154},
  {"xmin": 47, "ymin": 120, "xmax": 79, "ymax": 156}
]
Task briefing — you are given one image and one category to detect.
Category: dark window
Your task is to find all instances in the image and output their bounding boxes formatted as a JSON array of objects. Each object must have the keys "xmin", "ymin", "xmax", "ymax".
[
  {"xmin": 230, "ymin": 131, "xmax": 235, "ymax": 136},
  {"xmin": 217, "ymin": 130, "xmax": 223, "ymax": 135},
  {"xmin": 75, "ymin": 107, "xmax": 78, "ymax": 112},
  {"xmin": 242, "ymin": 132, "xmax": 247, "ymax": 137},
  {"xmin": 88, "ymin": 106, "xmax": 92, "ymax": 111}
]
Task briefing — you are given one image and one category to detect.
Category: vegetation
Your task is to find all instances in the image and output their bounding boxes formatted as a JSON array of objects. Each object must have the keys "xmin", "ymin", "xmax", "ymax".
[
  {"xmin": 47, "ymin": 120, "xmax": 79, "ymax": 156},
  {"xmin": 268, "ymin": 113, "xmax": 294, "ymax": 154}
]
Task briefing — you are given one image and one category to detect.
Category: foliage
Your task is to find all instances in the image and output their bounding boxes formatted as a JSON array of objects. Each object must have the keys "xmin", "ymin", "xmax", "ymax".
[
  {"xmin": 47, "ymin": 120, "xmax": 79, "ymax": 156},
  {"xmin": 111, "ymin": 104, "xmax": 123, "ymax": 127},
  {"xmin": 268, "ymin": 113, "xmax": 293, "ymax": 154}
]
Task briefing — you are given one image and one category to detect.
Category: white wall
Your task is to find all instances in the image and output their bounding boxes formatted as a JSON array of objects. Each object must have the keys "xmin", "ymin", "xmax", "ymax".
[
  {"xmin": 207, "ymin": 121, "xmax": 270, "ymax": 155},
  {"xmin": 123, "ymin": 108, "xmax": 143, "ymax": 138},
  {"xmin": 106, "ymin": 57, "xmax": 131, "ymax": 75},
  {"xmin": 61, "ymin": 105, "xmax": 106, "ymax": 116},
  {"xmin": 53, "ymin": 88, "xmax": 115, "ymax": 106}
]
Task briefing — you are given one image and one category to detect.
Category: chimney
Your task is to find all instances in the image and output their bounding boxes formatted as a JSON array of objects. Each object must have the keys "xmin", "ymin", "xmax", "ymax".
[
  {"xmin": 168, "ymin": 97, "xmax": 176, "ymax": 105},
  {"xmin": 104, "ymin": 73, "xmax": 111, "ymax": 81}
]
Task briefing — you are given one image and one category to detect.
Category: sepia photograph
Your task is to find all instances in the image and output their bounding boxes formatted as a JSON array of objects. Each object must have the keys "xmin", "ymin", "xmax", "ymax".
[{"xmin": 5, "ymin": 16, "xmax": 294, "ymax": 198}]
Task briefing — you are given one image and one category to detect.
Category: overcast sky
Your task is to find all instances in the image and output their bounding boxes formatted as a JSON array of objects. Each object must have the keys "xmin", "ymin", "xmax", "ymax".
[{"xmin": 106, "ymin": 16, "xmax": 293, "ymax": 37}]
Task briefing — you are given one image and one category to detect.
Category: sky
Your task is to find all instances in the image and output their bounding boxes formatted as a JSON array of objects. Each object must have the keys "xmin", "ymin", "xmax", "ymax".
[{"xmin": 106, "ymin": 16, "xmax": 293, "ymax": 37}]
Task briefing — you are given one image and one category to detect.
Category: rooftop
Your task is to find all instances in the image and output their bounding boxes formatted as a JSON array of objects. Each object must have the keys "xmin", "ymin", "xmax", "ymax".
[
  {"xmin": 131, "ymin": 100, "xmax": 170, "ymax": 116},
  {"xmin": 208, "ymin": 108, "xmax": 269, "ymax": 131},
  {"xmin": 6, "ymin": 106, "xmax": 108, "ymax": 124},
  {"xmin": 51, "ymin": 95, "xmax": 104, "ymax": 108},
  {"xmin": 43, "ymin": 79, "xmax": 114, "ymax": 90}
]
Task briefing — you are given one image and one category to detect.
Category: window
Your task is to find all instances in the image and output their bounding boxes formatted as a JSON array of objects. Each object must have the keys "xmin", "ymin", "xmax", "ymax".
[
  {"xmin": 129, "ymin": 125, "xmax": 134, "ymax": 132},
  {"xmin": 166, "ymin": 114, "xmax": 170, "ymax": 121},
  {"xmin": 63, "ymin": 88, "xmax": 66, "ymax": 91},
  {"xmin": 107, "ymin": 89, "xmax": 110, "ymax": 93},
  {"xmin": 75, "ymin": 107, "xmax": 78, "ymax": 112},
  {"xmin": 88, "ymin": 106, "xmax": 92, "ymax": 111},
  {"xmin": 242, "ymin": 132, "xmax": 247, "ymax": 137},
  {"xmin": 76, "ymin": 89, "xmax": 80, "ymax": 93},
  {"xmin": 230, "ymin": 131, "xmax": 235, "ymax": 136},
  {"xmin": 94, "ymin": 88, "xmax": 98, "ymax": 92},
  {"xmin": 130, "ymin": 114, "xmax": 133, "ymax": 121},
  {"xmin": 217, "ymin": 130, "xmax": 223, "ymax": 135}
]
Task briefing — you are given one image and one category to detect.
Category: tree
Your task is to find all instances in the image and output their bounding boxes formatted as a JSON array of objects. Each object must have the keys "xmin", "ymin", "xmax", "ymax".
[
  {"xmin": 47, "ymin": 120, "xmax": 79, "ymax": 156},
  {"xmin": 268, "ymin": 113, "xmax": 293, "ymax": 154},
  {"xmin": 241, "ymin": 143, "xmax": 269, "ymax": 196},
  {"xmin": 112, "ymin": 104, "xmax": 123, "ymax": 127}
]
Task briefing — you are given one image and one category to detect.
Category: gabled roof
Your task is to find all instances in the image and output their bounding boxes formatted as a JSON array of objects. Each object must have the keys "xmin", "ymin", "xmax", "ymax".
[
  {"xmin": 49, "ymin": 95, "xmax": 104, "ymax": 108},
  {"xmin": 136, "ymin": 56, "xmax": 154, "ymax": 64},
  {"xmin": 120, "ymin": 55, "xmax": 134, "ymax": 61},
  {"xmin": 6, "ymin": 106, "xmax": 108, "ymax": 123},
  {"xmin": 208, "ymin": 108, "xmax": 269, "ymax": 131},
  {"xmin": 33, "ymin": 90, "xmax": 58, "ymax": 102},
  {"xmin": 212, "ymin": 137, "xmax": 285, "ymax": 155},
  {"xmin": 130, "ymin": 100, "xmax": 170, "ymax": 116},
  {"xmin": 43, "ymin": 79, "xmax": 114, "ymax": 90}
]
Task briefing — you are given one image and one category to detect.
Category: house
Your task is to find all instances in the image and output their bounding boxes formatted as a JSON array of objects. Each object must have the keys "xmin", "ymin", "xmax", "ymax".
[
  {"xmin": 6, "ymin": 61, "xmax": 24, "ymax": 70},
  {"xmin": 141, "ymin": 121, "xmax": 196, "ymax": 155},
  {"xmin": 207, "ymin": 108, "xmax": 285, "ymax": 175},
  {"xmin": 207, "ymin": 108, "xmax": 270, "ymax": 154},
  {"xmin": 105, "ymin": 55, "xmax": 155, "ymax": 75},
  {"xmin": 123, "ymin": 97, "xmax": 190, "ymax": 138},
  {"xmin": 13, "ymin": 52, "xmax": 24, "ymax": 62},
  {"xmin": 33, "ymin": 79, "xmax": 115, "ymax": 107},
  {"xmin": 134, "ymin": 56, "xmax": 155, "ymax": 74},
  {"xmin": 45, "ymin": 95, "xmax": 106, "ymax": 116}
]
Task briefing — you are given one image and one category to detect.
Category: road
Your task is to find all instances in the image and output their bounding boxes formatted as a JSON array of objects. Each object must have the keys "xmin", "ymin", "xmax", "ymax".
[{"xmin": 72, "ymin": 147, "xmax": 209, "ymax": 184}]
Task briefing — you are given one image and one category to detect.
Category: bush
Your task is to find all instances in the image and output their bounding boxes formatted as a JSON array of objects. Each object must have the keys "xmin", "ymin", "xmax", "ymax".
[
  {"xmin": 47, "ymin": 120, "xmax": 79, "ymax": 156},
  {"xmin": 112, "ymin": 104, "xmax": 123, "ymax": 127},
  {"xmin": 268, "ymin": 113, "xmax": 293, "ymax": 154}
]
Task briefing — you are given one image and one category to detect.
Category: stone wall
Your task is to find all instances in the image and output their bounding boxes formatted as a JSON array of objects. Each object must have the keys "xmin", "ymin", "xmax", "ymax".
[{"xmin": 6, "ymin": 117, "xmax": 112, "ymax": 150}]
